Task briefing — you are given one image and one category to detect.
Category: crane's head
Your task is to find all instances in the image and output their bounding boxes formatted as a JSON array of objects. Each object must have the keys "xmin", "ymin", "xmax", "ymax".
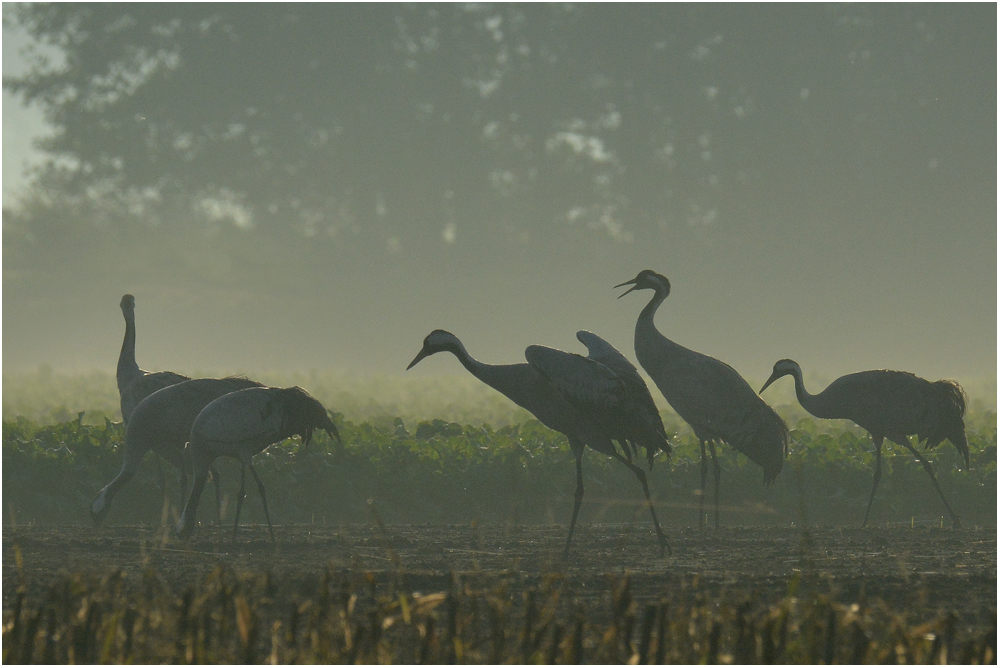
[
  {"xmin": 614, "ymin": 270, "xmax": 671, "ymax": 298},
  {"xmin": 120, "ymin": 294, "xmax": 136, "ymax": 313},
  {"xmin": 759, "ymin": 359, "xmax": 802, "ymax": 394},
  {"xmin": 278, "ymin": 386, "xmax": 341, "ymax": 449},
  {"xmin": 406, "ymin": 329, "xmax": 462, "ymax": 370}
]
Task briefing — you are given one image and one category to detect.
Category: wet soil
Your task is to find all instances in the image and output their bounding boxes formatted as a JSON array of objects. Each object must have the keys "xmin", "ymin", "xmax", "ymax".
[{"xmin": 3, "ymin": 523, "xmax": 995, "ymax": 622}]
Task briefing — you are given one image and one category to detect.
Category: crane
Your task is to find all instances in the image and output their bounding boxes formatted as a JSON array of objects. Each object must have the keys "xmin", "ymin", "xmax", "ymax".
[
  {"xmin": 407, "ymin": 329, "xmax": 670, "ymax": 557},
  {"xmin": 616, "ymin": 269, "xmax": 789, "ymax": 529},
  {"xmin": 117, "ymin": 294, "xmax": 189, "ymax": 425},
  {"xmin": 759, "ymin": 359, "xmax": 969, "ymax": 528},
  {"xmin": 176, "ymin": 386, "xmax": 341, "ymax": 541},
  {"xmin": 90, "ymin": 376, "xmax": 264, "ymax": 526}
]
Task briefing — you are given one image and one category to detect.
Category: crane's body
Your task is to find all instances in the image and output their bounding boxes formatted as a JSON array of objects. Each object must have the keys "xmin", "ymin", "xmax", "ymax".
[
  {"xmin": 760, "ymin": 359, "xmax": 968, "ymax": 527},
  {"xmin": 116, "ymin": 294, "xmax": 189, "ymax": 424},
  {"xmin": 617, "ymin": 270, "xmax": 788, "ymax": 528},
  {"xmin": 575, "ymin": 330, "xmax": 671, "ymax": 469},
  {"xmin": 408, "ymin": 329, "xmax": 670, "ymax": 557},
  {"xmin": 91, "ymin": 376, "xmax": 264, "ymax": 526},
  {"xmin": 176, "ymin": 386, "xmax": 341, "ymax": 541}
]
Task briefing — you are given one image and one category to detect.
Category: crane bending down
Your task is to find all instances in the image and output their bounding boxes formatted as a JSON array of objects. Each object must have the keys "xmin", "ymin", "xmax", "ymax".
[
  {"xmin": 616, "ymin": 270, "xmax": 789, "ymax": 529},
  {"xmin": 760, "ymin": 359, "xmax": 968, "ymax": 528},
  {"xmin": 117, "ymin": 294, "xmax": 189, "ymax": 425},
  {"xmin": 176, "ymin": 386, "xmax": 341, "ymax": 541},
  {"xmin": 407, "ymin": 329, "xmax": 671, "ymax": 558},
  {"xmin": 90, "ymin": 376, "xmax": 264, "ymax": 526}
]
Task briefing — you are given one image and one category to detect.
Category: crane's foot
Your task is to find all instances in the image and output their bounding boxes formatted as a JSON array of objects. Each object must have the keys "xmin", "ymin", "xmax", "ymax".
[
  {"xmin": 950, "ymin": 515, "xmax": 962, "ymax": 530},
  {"xmin": 657, "ymin": 535, "xmax": 671, "ymax": 558},
  {"xmin": 561, "ymin": 537, "xmax": 573, "ymax": 562}
]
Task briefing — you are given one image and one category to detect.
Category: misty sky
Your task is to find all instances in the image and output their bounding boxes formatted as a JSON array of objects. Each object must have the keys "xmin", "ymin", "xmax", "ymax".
[{"xmin": 2, "ymin": 4, "xmax": 996, "ymax": 394}]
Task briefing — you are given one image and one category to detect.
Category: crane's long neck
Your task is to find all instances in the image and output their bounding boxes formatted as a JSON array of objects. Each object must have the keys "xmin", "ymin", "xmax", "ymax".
[
  {"xmin": 442, "ymin": 340, "xmax": 524, "ymax": 400},
  {"xmin": 788, "ymin": 366, "xmax": 827, "ymax": 418},
  {"xmin": 634, "ymin": 286, "xmax": 681, "ymax": 358},
  {"xmin": 638, "ymin": 286, "xmax": 667, "ymax": 327},
  {"xmin": 447, "ymin": 340, "xmax": 492, "ymax": 381},
  {"xmin": 117, "ymin": 309, "xmax": 141, "ymax": 391}
]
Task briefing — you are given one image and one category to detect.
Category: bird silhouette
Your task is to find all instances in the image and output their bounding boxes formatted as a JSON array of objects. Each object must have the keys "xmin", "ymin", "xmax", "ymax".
[
  {"xmin": 117, "ymin": 294, "xmax": 189, "ymax": 425},
  {"xmin": 90, "ymin": 376, "xmax": 264, "ymax": 526},
  {"xmin": 616, "ymin": 270, "xmax": 789, "ymax": 529},
  {"xmin": 759, "ymin": 359, "xmax": 968, "ymax": 528},
  {"xmin": 176, "ymin": 386, "xmax": 341, "ymax": 541},
  {"xmin": 407, "ymin": 329, "xmax": 670, "ymax": 557}
]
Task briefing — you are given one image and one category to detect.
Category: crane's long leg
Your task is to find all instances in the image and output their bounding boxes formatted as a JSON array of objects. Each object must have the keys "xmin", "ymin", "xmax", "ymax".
[
  {"xmin": 895, "ymin": 438, "xmax": 962, "ymax": 529},
  {"xmin": 708, "ymin": 441, "xmax": 721, "ymax": 529},
  {"xmin": 247, "ymin": 463, "xmax": 275, "ymax": 543},
  {"xmin": 862, "ymin": 436, "xmax": 884, "ymax": 527},
  {"xmin": 208, "ymin": 464, "xmax": 223, "ymax": 525},
  {"xmin": 91, "ymin": 442, "xmax": 149, "ymax": 526},
  {"xmin": 171, "ymin": 451, "xmax": 220, "ymax": 526},
  {"xmin": 563, "ymin": 440, "xmax": 587, "ymax": 560},
  {"xmin": 232, "ymin": 464, "xmax": 247, "ymax": 539},
  {"xmin": 611, "ymin": 452, "xmax": 670, "ymax": 557},
  {"xmin": 154, "ymin": 457, "xmax": 168, "ymax": 519},
  {"xmin": 176, "ymin": 466, "xmax": 209, "ymax": 539},
  {"xmin": 179, "ymin": 465, "xmax": 188, "ymax": 514},
  {"xmin": 698, "ymin": 440, "xmax": 708, "ymax": 529}
]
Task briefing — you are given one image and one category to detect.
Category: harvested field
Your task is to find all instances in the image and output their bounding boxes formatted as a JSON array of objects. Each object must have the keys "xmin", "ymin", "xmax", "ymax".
[
  {"xmin": 4, "ymin": 524, "xmax": 996, "ymax": 609},
  {"xmin": 3, "ymin": 523, "xmax": 995, "ymax": 663}
]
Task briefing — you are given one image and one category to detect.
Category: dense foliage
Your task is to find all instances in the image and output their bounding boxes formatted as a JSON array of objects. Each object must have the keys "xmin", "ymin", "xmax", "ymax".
[{"xmin": 3, "ymin": 410, "xmax": 995, "ymax": 529}]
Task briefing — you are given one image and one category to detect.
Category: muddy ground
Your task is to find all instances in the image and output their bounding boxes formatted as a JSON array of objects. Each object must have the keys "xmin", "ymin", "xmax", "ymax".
[{"xmin": 3, "ymin": 523, "xmax": 996, "ymax": 626}]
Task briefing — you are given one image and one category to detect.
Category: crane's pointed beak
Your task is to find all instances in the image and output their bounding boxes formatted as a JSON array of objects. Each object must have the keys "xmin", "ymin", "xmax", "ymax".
[
  {"xmin": 759, "ymin": 372, "xmax": 781, "ymax": 395},
  {"xmin": 406, "ymin": 347, "xmax": 431, "ymax": 370},
  {"xmin": 614, "ymin": 279, "xmax": 639, "ymax": 298}
]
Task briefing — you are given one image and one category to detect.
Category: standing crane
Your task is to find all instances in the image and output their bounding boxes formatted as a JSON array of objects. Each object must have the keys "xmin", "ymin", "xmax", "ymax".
[
  {"xmin": 176, "ymin": 386, "xmax": 341, "ymax": 541},
  {"xmin": 91, "ymin": 376, "xmax": 264, "ymax": 526},
  {"xmin": 759, "ymin": 359, "xmax": 969, "ymax": 528},
  {"xmin": 407, "ymin": 329, "xmax": 671, "ymax": 558},
  {"xmin": 117, "ymin": 294, "xmax": 189, "ymax": 425},
  {"xmin": 616, "ymin": 270, "xmax": 789, "ymax": 529}
]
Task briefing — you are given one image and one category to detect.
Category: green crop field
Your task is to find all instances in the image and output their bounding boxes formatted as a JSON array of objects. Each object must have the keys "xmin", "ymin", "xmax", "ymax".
[{"xmin": 2, "ymin": 369, "xmax": 995, "ymax": 529}]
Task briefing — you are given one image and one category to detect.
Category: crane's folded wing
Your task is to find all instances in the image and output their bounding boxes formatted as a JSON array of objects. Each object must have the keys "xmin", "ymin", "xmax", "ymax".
[
  {"xmin": 525, "ymin": 345, "xmax": 625, "ymax": 410},
  {"xmin": 193, "ymin": 388, "xmax": 284, "ymax": 445}
]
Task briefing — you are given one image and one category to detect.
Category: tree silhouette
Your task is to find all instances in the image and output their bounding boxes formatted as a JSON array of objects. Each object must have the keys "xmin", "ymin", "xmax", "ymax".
[{"xmin": 5, "ymin": 3, "xmax": 992, "ymax": 248}]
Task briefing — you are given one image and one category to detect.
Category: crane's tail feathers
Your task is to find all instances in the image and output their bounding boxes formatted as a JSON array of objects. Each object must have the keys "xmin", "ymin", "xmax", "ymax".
[
  {"xmin": 934, "ymin": 379, "xmax": 967, "ymax": 417},
  {"xmin": 648, "ymin": 434, "xmax": 671, "ymax": 470},
  {"xmin": 727, "ymin": 404, "xmax": 789, "ymax": 486}
]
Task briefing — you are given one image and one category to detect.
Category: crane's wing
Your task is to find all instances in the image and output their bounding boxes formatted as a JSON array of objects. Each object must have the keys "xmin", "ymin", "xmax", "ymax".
[
  {"xmin": 525, "ymin": 345, "xmax": 626, "ymax": 410},
  {"xmin": 121, "ymin": 370, "xmax": 190, "ymax": 421},
  {"xmin": 576, "ymin": 330, "xmax": 662, "ymax": 417},
  {"xmin": 194, "ymin": 388, "xmax": 284, "ymax": 446},
  {"xmin": 579, "ymin": 327, "xmax": 661, "ymax": 390}
]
